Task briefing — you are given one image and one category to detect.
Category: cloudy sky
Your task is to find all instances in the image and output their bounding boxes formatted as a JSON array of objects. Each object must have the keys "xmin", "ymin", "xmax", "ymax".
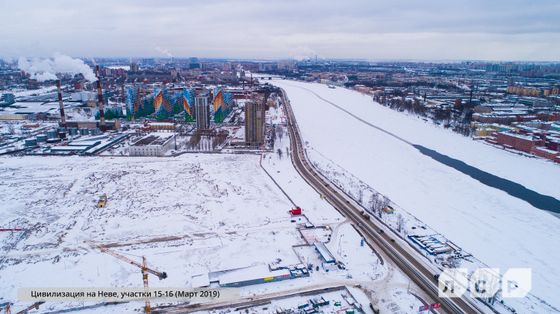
[{"xmin": 1, "ymin": 0, "xmax": 559, "ymax": 61}]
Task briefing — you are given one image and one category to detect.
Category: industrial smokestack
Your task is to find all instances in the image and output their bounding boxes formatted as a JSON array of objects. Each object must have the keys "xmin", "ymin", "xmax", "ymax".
[
  {"xmin": 56, "ymin": 80, "xmax": 66, "ymax": 126},
  {"xmin": 95, "ymin": 65, "xmax": 105, "ymax": 128}
]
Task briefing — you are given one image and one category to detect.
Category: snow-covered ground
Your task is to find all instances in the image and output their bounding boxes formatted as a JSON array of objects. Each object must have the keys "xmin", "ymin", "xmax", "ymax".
[
  {"xmin": 0, "ymin": 120, "xmax": 424, "ymax": 314},
  {"xmin": 194, "ymin": 287, "xmax": 376, "ymax": 314},
  {"xmin": 271, "ymin": 79, "xmax": 560, "ymax": 312},
  {"xmin": 0, "ymin": 154, "xmax": 298, "ymax": 312}
]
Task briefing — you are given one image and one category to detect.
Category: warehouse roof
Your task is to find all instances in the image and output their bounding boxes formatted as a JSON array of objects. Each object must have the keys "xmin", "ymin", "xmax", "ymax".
[
  {"xmin": 132, "ymin": 134, "xmax": 172, "ymax": 146},
  {"xmin": 314, "ymin": 242, "xmax": 336, "ymax": 263},
  {"xmin": 218, "ymin": 265, "xmax": 290, "ymax": 286}
]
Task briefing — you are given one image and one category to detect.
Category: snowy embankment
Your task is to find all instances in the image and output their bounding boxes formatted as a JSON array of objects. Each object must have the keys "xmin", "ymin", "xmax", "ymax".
[{"xmin": 271, "ymin": 79, "xmax": 560, "ymax": 311}]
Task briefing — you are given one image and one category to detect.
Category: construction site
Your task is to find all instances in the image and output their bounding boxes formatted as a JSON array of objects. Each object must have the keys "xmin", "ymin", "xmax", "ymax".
[
  {"xmin": 1, "ymin": 59, "xmax": 436, "ymax": 314},
  {"xmin": 0, "ymin": 97, "xmax": 429, "ymax": 313}
]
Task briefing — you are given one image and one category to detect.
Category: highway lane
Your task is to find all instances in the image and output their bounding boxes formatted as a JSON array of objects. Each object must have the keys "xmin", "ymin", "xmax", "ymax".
[{"xmin": 280, "ymin": 88, "xmax": 487, "ymax": 314}]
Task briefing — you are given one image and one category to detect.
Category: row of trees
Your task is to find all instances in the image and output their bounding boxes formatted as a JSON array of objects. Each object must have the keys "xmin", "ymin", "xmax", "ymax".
[
  {"xmin": 374, "ymin": 94, "xmax": 475, "ymax": 137},
  {"xmin": 95, "ymin": 107, "xmax": 125, "ymax": 120},
  {"xmin": 376, "ymin": 95, "xmax": 428, "ymax": 116}
]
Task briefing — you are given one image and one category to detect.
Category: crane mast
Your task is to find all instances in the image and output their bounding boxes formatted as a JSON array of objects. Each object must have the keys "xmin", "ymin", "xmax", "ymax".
[
  {"xmin": 86, "ymin": 241, "xmax": 167, "ymax": 280},
  {"xmin": 85, "ymin": 241, "xmax": 167, "ymax": 314},
  {"xmin": 142, "ymin": 256, "xmax": 151, "ymax": 314}
]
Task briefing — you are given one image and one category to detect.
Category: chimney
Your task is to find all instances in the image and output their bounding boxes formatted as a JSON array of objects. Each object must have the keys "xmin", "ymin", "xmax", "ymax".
[
  {"xmin": 56, "ymin": 80, "xmax": 66, "ymax": 126},
  {"xmin": 95, "ymin": 65, "xmax": 105, "ymax": 128}
]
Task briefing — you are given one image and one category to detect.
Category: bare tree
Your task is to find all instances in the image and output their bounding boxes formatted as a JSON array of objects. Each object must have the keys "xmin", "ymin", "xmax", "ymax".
[
  {"xmin": 368, "ymin": 193, "xmax": 377, "ymax": 212},
  {"xmin": 396, "ymin": 213, "xmax": 404, "ymax": 233},
  {"xmin": 276, "ymin": 125, "xmax": 283, "ymax": 140},
  {"xmin": 357, "ymin": 189, "xmax": 363, "ymax": 205},
  {"xmin": 380, "ymin": 195, "xmax": 390, "ymax": 210}
]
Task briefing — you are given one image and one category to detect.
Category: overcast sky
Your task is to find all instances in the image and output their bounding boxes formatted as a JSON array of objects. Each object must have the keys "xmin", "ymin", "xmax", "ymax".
[{"xmin": 1, "ymin": 0, "xmax": 559, "ymax": 61}]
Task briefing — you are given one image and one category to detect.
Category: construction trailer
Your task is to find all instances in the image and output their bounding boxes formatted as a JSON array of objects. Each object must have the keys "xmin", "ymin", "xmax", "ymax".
[{"xmin": 289, "ymin": 206, "xmax": 302, "ymax": 216}]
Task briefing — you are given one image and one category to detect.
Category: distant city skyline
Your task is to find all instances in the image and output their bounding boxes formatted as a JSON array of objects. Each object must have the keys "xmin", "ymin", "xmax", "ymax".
[{"xmin": 1, "ymin": 0, "xmax": 559, "ymax": 61}]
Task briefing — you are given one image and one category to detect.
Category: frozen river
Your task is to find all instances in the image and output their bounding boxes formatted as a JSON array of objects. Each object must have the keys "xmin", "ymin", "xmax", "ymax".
[{"xmin": 271, "ymin": 78, "xmax": 560, "ymax": 311}]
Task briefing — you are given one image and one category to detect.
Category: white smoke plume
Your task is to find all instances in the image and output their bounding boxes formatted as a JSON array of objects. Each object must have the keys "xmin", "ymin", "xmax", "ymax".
[
  {"xmin": 155, "ymin": 46, "xmax": 174, "ymax": 58},
  {"xmin": 17, "ymin": 53, "xmax": 97, "ymax": 82}
]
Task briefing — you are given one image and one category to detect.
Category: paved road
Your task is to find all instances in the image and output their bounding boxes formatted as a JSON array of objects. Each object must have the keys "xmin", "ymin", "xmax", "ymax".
[
  {"xmin": 280, "ymin": 88, "xmax": 487, "ymax": 314},
  {"xmin": 153, "ymin": 284, "xmax": 356, "ymax": 314}
]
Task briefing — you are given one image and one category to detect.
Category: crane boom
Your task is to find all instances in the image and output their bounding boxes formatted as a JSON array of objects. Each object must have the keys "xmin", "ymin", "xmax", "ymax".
[
  {"xmin": 1, "ymin": 301, "xmax": 44, "ymax": 314},
  {"xmin": 85, "ymin": 241, "xmax": 167, "ymax": 279},
  {"xmin": 15, "ymin": 302, "xmax": 44, "ymax": 314}
]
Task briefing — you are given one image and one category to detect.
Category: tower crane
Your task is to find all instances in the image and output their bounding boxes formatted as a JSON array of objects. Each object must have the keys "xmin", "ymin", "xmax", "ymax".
[
  {"xmin": 1, "ymin": 301, "xmax": 44, "ymax": 314},
  {"xmin": 85, "ymin": 241, "xmax": 167, "ymax": 314}
]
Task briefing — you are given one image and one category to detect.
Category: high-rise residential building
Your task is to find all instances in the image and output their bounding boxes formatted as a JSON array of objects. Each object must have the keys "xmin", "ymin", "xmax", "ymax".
[
  {"xmin": 245, "ymin": 101, "xmax": 265, "ymax": 146},
  {"xmin": 195, "ymin": 95, "xmax": 210, "ymax": 130},
  {"xmin": 130, "ymin": 62, "xmax": 139, "ymax": 72}
]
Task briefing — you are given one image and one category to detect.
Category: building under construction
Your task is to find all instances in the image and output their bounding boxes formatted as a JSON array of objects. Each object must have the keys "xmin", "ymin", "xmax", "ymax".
[
  {"xmin": 195, "ymin": 94, "xmax": 210, "ymax": 130},
  {"xmin": 245, "ymin": 101, "xmax": 265, "ymax": 146}
]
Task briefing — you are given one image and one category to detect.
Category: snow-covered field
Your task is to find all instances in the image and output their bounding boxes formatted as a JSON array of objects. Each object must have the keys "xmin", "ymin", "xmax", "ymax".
[
  {"xmin": 0, "ymin": 154, "xmax": 299, "ymax": 312},
  {"xmin": 271, "ymin": 79, "xmax": 560, "ymax": 311},
  {"xmin": 0, "ymin": 125, "xmax": 424, "ymax": 314}
]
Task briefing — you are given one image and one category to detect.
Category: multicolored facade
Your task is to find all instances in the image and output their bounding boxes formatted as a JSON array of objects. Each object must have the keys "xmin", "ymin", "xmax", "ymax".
[
  {"xmin": 126, "ymin": 87, "xmax": 155, "ymax": 120},
  {"xmin": 153, "ymin": 88, "xmax": 173, "ymax": 116},
  {"xmin": 126, "ymin": 86, "xmax": 196, "ymax": 121},
  {"xmin": 178, "ymin": 89, "xmax": 195, "ymax": 122},
  {"xmin": 212, "ymin": 88, "xmax": 234, "ymax": 123}
]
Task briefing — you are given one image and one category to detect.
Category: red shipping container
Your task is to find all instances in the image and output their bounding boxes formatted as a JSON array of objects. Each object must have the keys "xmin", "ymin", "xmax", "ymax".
[{"xmin": 290, "ymin": 207, "xmax": 302, "ymax": 215}]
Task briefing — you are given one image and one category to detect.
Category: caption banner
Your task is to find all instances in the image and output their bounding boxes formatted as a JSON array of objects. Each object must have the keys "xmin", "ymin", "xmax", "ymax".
[{"xmin": 18, "ymin": 288, "xmax": 239, "ymax": 302}]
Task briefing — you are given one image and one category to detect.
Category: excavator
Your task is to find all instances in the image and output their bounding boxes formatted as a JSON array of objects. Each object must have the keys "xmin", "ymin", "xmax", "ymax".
[{"xmin": 85, "ymin": 241, "xmax": 167, "ymax": 314}]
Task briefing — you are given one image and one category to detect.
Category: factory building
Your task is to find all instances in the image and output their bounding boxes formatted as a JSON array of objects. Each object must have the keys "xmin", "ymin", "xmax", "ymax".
[
  {"xmin": 206, "ymin": 264, "xmax": 294, "ymax": 288},
  {"xmin": 245, "ymin": 101, "xmax": 265, "ymax": 146},
  {"xmin": 0, "ymin": 93, "xmax": 15, "ymax": 106},
  {"xmin": 129, "ymin": 134, "xmax": 175, "ymax": 156},
  {"xmin": 195, "ymin": 95, "xmax": 210, "ymax": 130},
  {"xmin": 496, "ymin": 132, "xmax": 535, "ymax": 153},
  {"xmin": 62, "ymin": 120, "xmax": 120, "ymax": 131},
  {"xmin": 220, "ymin": 268, "xmax": 291, "ymax": 287},
  {"xmin": 70, "ymin": 91, "xmax": 96, "ymax": 103},
  {"xmin": 146, "ymin": 122, "xmax": 175, "ymax": 131}
]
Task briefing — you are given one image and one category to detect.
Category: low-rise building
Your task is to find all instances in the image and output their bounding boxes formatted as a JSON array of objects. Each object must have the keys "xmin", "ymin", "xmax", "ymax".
[
  {"xmin": 129, "ymin": 133, "xmax": 175, "ymax": 156},
  {"xmin": 496, "ymin": 132, "xmax": 535, "ymax": 153},
  {"xmin": 147, "ymin": 122, "xmax": 175, "ymax": 131}
]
